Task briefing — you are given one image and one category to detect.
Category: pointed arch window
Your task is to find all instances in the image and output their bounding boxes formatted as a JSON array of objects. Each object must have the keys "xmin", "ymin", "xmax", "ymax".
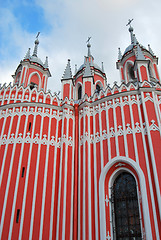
[
  {"xmin": 111, "ymin": 172, "xmax": 142, "ymax": 239},
  {"xmin": 96, "ymin": 84, "xmax": 101, "ymax": 94},
  {"xmin": 78, "ymin": 85, "xmax": 82, "ymax": 100}
]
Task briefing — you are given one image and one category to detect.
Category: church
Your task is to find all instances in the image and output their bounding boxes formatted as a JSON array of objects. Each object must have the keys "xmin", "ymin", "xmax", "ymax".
[{"xmin": 0, "ymin": 21, "xmax": 161, "ymax": 239}]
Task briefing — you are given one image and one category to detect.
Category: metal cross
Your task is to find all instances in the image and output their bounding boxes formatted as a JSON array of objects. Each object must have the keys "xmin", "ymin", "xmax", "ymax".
[
  {"xmin": 126, "ymin": 19, "xmax": 133, "ymax": 27},
  {"xmin": 36, "ymin": 32, "xmax": 40, "ymax": 39},
  {"xmin": 86, "ymin": 37, "xmax": 91, "ymax": 43}
]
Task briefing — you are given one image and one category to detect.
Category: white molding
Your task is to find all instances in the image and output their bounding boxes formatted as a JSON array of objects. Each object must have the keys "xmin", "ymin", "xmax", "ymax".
[
  {"xmin": 49, "ymin": 116, "xmax": 59, "ymax": 240},
  {"xmin": 99, "ymin": 157, "xmax": 153, "ymax": 240}
]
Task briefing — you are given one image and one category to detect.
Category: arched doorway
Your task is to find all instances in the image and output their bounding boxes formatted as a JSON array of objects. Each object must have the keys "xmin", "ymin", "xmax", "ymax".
[{"xmin": 111, "ymin": 172, "xmax": 142, "ymax": 239}]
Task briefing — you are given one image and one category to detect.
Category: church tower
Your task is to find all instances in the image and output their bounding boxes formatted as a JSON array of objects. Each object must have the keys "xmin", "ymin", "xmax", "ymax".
[
  {"xmin": 117, "ymin": 20, "xmax": 160, "ymax": 84},
  {"xmin": 12, "ymin": 33, "xmax": 51, "ymax": 92}
]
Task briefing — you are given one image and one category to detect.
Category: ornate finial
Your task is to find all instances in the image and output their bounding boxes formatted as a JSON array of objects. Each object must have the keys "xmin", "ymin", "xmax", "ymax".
[
  {"xmin": 33, "ymin": 32, "xmax": 40, "ymax": 57},
  {"xmin": 126, "ymin": 19, "xmax": 134, "ymax": 44},
  {"xmin": 75, "ymin": 64, "xmax": 77, "ymax": 74},
  {"xmin": 118, "ymin": 48, "xmax": 122, "ymax": 60},
  {"xmin": 44, "ymin": 56, "xmax": 49, "ymax": 68},
  {"xmin": 102, "ymin": 62, "xmax": 105, "ymax": 72}
]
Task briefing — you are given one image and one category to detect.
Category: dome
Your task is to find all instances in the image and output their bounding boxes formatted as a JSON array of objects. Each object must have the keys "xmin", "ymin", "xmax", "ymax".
[
  {"xmin": 77, "ymin": 62, "xmax": 102, "ymax": 73},
  {"xmin": 124, "ymin": 44, "xmax": 134, "ymax": 55},
  {"xmin": 30, "ymin": 55, "xmax": 44, "ymax": 67}
]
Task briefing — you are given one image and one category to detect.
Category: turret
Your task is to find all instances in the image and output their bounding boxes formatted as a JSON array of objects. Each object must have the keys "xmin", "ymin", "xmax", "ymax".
[
  {"xmin": 12, "ymin": 33, "xmax": 51, "ymax": 92},
  {"xmin": 116, "ymin": 19, "xmax": 160, "ymax": 84},
  {"xmin": 73, "ymin": 38, "xmax": 106, "ymax": 100},
  {"xmin": 61, "ymin": 59, "xmax": 74, "ymax": 99}
]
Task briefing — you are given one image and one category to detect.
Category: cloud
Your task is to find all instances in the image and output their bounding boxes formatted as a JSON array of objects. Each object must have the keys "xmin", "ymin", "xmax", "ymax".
[{"xmin": 1, "ymin": 0, "xmax": 161, "ymax": 93}]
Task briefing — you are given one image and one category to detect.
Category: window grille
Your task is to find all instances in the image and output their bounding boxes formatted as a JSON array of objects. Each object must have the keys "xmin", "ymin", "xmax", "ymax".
[{"xmin": 111, "ymin": 172, "xmax": 142, "ymax": 239}]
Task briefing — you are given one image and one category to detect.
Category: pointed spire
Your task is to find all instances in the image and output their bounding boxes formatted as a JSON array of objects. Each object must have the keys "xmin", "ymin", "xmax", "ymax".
[
  {"xmin": 133, "ymin": 34, "xmax": 138, "ymax": 45},
  {"xmin": 136, "ymin": 43, "xmax": 145, "ymax": 60},
  {"xmin": 44, "ymin": 56, "xmax": 49, "ymax": 68},
  {"xmin": 32, "ymin": 32, "xmax": 40, "ymax": 57},
  {"xmin": 75, "ymin": 64, "xmax": 77, "ymax": 74},
  {"xmin": 86, "ymin": 37, "xmax": 92, "ymax": 57},
  {"xmin": 102, "ymin": 62, "xmax": 105, "ymax": 72},
  {"xmin": 24, "ymin": 48, "xmax": 31, "ymax": 60},
  {"xmin": 83, "ymin": 58, "xmax": 92, "ymax": 77},
  {"xmin": 62, "ymin": 59, "xmax": 72, "ymax": 79},
  {"xmin": 118, "ymin": 48, "xmax": 122, "ymax": 60},
  {"xmin": 148, "ymin": 44, "xmax": 155, "ymax": 56}
]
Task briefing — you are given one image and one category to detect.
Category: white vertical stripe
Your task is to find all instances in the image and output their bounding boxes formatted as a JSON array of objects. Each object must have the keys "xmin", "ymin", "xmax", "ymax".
[
  {"xmin": 62, "ymin": 114, "xmax": 69, "ymax": 240},
  {"xmin": 128, "ymin": 95, "xmax": 139, "ymax": 164},
  {"xmin": 78, "ymin": 113, "xmax": 81, "ymax": 240},
  {"xmin": 8, "ymin": 107, "xmax": 29, "ymax": 239},
  {"xmin": 83, "ymin": 110, "xmax": 86, "ymax": 240},
  {"xmin": 98, "ymin": 105, "xmax": 104, "ymax": 169},
  {"xmin": 112, "ymin": 99, "xmax": 119, "ymax": 156},
  {"xmin": 87, "ymin": 109, "xmax": 92, "ymax": 240},
  {"xmin": 18, "ymin": 107, "xmax": 37, "ymax": 240},
  {"xmin": 105, "ymin": 102, "xmax": 111, "ymax": 161},
  {"xmin": 69, "ymin": 114, "xmax": 75, "ymax": 240},
  {"xmin": 0, "ymin": 109, "xmax": 15, "ymax": 187},
  {"xmin": 0, "ymin": 107, "xmax": 22, "ymax": 239},
  {"xmin": 93, "ymin": 109, "xmax": 99, "ymax": 240},
  {"xmin": 120, "ymin": 97, "xmax": 128, "ymax": 157},
  {"xmin": 55, "ymin": 112, "xmax": 65, "ymax": 240},
  {"xmin": 49, "ymin": 115, "xmax": 59, "ymax": 240},
  {"xmin": 39, "ymin": 110, "xmax": 52, "ymax": 240},
  {"xmin": 29, "ymin": 108, "xmax": 45, "ymax": 240}
]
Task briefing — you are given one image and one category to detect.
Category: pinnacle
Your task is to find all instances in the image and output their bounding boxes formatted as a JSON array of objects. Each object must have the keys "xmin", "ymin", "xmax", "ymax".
[
  {"xmin": 148, "ymin": 44, "xmax": 155, "ymax": 56},
  {"xmin": 83, "ymin": 58, "xmax": 92, "ymax": 77},
  {"xmin": 24, "ymin": 48, "xmax": 31, "ymax": 60},
  {"xmin": 62, "ymin": 59, "xmax": 72, "ymax": 79},
  {"xmin": 136, "ymin": 44, "xmax": 145, "ymax": 60},
  {"xmin": 44, "ymin": 56, "xmax": 49, "ymax": 68},
  {"xmin": 118, "ymin": 48, "xmax": 122, "ymax": 61}
]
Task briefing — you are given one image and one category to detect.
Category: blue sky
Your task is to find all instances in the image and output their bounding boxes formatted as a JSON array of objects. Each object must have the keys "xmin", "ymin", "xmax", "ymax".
[{"xmin": 1, "ymin": 0, "xmax": 161, "ymax": 92}]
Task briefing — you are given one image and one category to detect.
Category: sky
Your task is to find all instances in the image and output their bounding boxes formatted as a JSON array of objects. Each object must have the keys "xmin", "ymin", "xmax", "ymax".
[{"xmin": 0, "ymin": 0, "xmax": 161, "ymax": 93}]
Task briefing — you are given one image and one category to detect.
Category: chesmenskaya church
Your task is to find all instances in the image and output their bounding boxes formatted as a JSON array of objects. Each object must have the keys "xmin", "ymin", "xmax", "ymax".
[{"xmin": 0, "ymin": 21, "xmax": 161, "ymax": 240}]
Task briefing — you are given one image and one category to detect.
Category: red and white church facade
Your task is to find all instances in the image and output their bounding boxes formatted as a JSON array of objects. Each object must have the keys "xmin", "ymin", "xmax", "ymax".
[{"xmin": 0, "ymin": 23, "xmax": 161, "ymax": 240}]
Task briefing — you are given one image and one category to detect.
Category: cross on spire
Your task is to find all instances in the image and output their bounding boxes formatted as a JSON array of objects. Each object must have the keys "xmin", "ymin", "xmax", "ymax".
[
  {"xmin": 86, "ymin": 37, "xmax": 91, "ymax": 43},
  {"xmin": 36, "ymin": 32, "xmax": 40, "ymax": 39},
  {"xmin": 126, "ymin": 18, "xmax": 133, "ymax": 27}
]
